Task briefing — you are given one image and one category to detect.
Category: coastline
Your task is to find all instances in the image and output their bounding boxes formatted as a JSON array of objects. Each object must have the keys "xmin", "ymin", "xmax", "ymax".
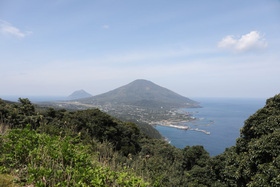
[
  {"xmin": 153, "ymin": 119, "xmax": 212, "ymax": 135},
  {"xmin": 155, "ymin": 97, "xmax": 266, "ymax": 156}
]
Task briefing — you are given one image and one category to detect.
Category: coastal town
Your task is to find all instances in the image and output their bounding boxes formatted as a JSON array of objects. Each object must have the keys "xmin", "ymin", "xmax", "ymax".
[{"xmin": 43, "ymin": 100, "xmax": 212, "ymax": 135}]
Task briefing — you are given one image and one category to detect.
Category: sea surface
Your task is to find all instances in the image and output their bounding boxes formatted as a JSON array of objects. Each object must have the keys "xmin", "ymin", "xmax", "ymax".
[{"xmin": 155, "ymin": 97, "xmax": 267, "ymax": 156}]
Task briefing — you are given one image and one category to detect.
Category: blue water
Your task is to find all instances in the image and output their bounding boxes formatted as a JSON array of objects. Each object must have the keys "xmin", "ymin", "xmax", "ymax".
[{"xmin": 155, "ymin": 98, "xmax": 266, "ymax": 156}]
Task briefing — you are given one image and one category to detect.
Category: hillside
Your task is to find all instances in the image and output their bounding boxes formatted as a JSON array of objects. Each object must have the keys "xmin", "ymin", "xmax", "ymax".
[
  {"xmin": 80, "ymin": 79, "xmax": 199, "ymax": 109},
  {"xmin": 1, "ymin": 94, "xmax": 280, "ymax": 186}
]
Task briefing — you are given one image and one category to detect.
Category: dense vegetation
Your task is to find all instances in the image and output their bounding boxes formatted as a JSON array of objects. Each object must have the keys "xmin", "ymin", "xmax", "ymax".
[
  {"xmin": 0, "ymin": 126, "xmax": 148, "ymax": 186},
  {"xmin": 1, "ymin": 94, "xmax": 280, "ymax": 186}
]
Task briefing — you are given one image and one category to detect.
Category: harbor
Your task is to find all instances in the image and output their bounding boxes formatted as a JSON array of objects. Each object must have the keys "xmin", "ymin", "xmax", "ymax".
[
  {"xmin": 152, "ymin": 120, "xmax": 189, "ymax": 130},
  {"xmin": 152, "ymin": 119, "xmax": 212, "ymax": 135},
  {"xmin": 167, "ymin": 124, "xmax": 188, "ymax": 130}
]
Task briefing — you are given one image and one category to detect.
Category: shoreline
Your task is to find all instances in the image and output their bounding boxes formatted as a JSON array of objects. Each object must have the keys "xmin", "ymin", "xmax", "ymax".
[
  {"xmin": 153, "ymin": 122, "xmax": 189, "ymax": 130},
  {"xmin": 153, "ymin": 117, "xmax": 213, "ymax": 135},
  {"xmin": 155, "ymin": 123, "xmax": 211, "ymax": 135}
]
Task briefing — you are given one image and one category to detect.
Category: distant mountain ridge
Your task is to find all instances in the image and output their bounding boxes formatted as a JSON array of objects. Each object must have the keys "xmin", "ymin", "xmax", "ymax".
[
  {"xmin": 67, "ymin": 89, "xmax": 92, "ymax": 100},
  {"xmin": 79, "ymin": 79, "xmax": 199, "ymax": 109}
]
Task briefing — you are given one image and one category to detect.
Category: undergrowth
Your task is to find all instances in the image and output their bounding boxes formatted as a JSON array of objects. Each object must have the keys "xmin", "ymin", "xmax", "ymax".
[{"xmin": 0, "ymin": 125, "xmax": 149, "ymax": 186}]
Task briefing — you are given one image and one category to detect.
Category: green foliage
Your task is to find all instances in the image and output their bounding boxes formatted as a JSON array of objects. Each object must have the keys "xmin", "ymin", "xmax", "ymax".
[
  {"xmin": 182, "ymin": 145, "xmax": 210, "ymax": 171},
  {"xmin": 240, "ymin": 94, "xmax": 280, "ymax": 141},
  {"xmin": 220, "ymin": 94, "xmax": 280, "ymax": 186},
  {"xmin": 0, "ymin": 99, "xmax": 142, "ymax": 156},
  {"xmin": 118, "ymin": 118, "xmax": 163, "ymax": 140},
  {"xmin": 1, "ymin": 94, "xmax": 280, "ymax": 186},
  {"xmin": 0, "ymin": 127, "xmax": 149, "ymax": 186},
  {"xmin": 135, "ymin": 139, "xmax": 185, "ymax": 186},
  {"xmin": 17, "ymin": 98, "xmax": 35, "ymax": 116},
  {"xmin": 42, "ymin": 108, "xmax": 142, "ymax": 155},
  {"xmin": 0, "ymin": 98, "xmax": 40, "ymax": 129}
]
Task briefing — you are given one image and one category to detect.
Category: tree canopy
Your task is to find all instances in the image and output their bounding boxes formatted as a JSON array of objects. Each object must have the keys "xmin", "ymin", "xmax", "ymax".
[{"xmin": 1, "ymin": 94, "xmax": 280, "ymax": 186}]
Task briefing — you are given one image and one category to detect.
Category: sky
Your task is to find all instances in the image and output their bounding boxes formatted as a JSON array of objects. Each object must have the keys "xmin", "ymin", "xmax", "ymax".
[{"xmin": 0, "ymin": 0, "xmax": 280, "ymax": 99}]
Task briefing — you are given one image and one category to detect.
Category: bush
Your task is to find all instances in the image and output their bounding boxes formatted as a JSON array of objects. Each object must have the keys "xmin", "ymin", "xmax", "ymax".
[{"xmin": 0, "ymin": 126, "xmax": 149, "ymax": 186}]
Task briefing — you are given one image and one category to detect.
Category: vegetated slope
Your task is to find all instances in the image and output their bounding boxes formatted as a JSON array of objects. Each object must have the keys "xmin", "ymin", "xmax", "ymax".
[
  {"xmin": 80, "ymin": 79, "xmax": 199, "ymax": 109},
  {"xmin": 0, "ymin": 98, "xmax": 209, "ymax": 186},
  {"xmin": 2, "ymin": 94, "xmax": 280, "ymax": 186},
  {"xmin": 67, "ymin": 89, "xmax": 92, "ymax": 100},
  {"xmin": 218, "ymin": 93, "xmax": 280, "ymax": 186},
  {"xmin": 0, "ymin": 98, "xmax": 142, "ymax": 156},
  {"xmin": 0, "ymin": 98, "xmax": 150, "ymax": 186},
  {"xmin": 0, "ymin": 127, "xmax": 148, "ymax": 186}
]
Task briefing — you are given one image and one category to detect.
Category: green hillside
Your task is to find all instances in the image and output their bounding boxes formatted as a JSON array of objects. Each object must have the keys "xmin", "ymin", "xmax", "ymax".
[{"xmin": 1, "ymin": 94, "xmax": 280, "ymax": 186}]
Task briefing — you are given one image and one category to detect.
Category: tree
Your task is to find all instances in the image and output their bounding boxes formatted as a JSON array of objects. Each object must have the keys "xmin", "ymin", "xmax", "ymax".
[
  {"xmin": 18, "ymin": 98, "xmax": 35, "ymax": 116},
  {"xmin": 182, "ymin": 145, "xmax": 210, "ymax": 171}
]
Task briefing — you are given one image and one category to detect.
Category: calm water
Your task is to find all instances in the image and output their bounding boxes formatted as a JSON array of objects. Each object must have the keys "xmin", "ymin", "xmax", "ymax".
[{"xmin": 155, "ymin": 98, "xmax": 266, "ymax": 156}]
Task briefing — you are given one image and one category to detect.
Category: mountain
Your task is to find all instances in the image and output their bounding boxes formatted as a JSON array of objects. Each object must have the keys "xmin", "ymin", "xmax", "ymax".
[
  {"xmin": 43, "ymin": 80, "xmax": 199, "ymax": 138},
  {"xmin": 67, "ymin": 89, "xmax": 92, "ymax": 100},
  {"xmin": 80, "ymin": 79, "xmax": 199, "ymax": 109}
]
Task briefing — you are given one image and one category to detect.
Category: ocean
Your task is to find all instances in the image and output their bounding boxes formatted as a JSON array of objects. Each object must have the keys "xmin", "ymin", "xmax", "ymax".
[{"xmin": 155, "ymin": 97, "xmax": 267, "ymax": 156}]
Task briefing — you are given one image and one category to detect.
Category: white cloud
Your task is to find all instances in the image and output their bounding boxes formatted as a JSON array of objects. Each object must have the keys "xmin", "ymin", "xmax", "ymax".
[
  {"xmin": 218, "ymin": 31, "xmax": 267, "ymax": 53},
  {"xmin": 0, "ymin": 19, "xmax": 32, "ymax": 38}
]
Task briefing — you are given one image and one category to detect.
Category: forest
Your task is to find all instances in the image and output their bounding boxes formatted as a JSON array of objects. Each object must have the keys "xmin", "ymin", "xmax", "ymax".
[{"xmin": 1, "ymin": 94, "xmax": 280, "ymax": 186}]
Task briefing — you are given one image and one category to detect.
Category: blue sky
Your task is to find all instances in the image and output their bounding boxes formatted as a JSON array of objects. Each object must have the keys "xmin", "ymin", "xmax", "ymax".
[{"xmin": 0, "ymin": 0, "xmax": 280, "ymax": 98}]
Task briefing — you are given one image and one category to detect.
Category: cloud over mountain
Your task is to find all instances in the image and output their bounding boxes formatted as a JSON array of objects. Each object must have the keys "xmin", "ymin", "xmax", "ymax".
[{"xmin": 218, "ymin": 31, "xmax": 267, "ymax": 53}]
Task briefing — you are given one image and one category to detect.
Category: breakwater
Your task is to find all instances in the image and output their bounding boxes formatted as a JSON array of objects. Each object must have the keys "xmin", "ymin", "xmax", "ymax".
[
  {"xmin": 152, "ymin": 118, "xmax": 212, "ymax": 134},
  {"xmin": 189, "ymin": 128, "xmax": 210, "ymax": 135}
]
